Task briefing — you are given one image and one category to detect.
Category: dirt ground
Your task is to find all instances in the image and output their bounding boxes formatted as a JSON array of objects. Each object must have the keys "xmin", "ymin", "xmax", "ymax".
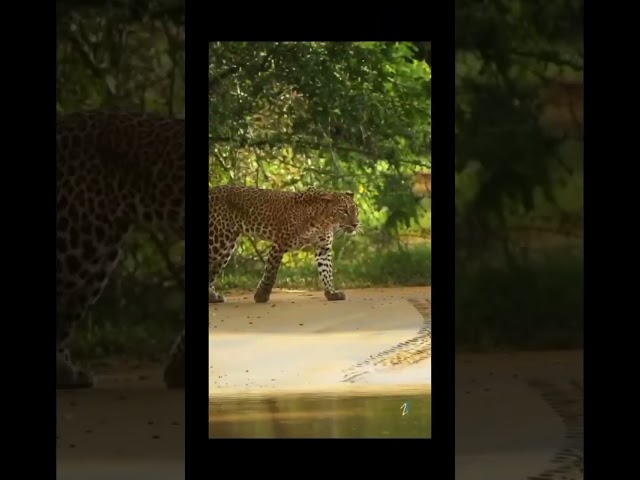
[
  {"xmin": 56, "ymin": 370, "xmax": 185, "ymax": 479},
  {"xmin": 455, "ymin": 350, "xmax": 583, "ymax": 480},
  {"xmin": 57, "ymin": 286, "xmax": 582, "ymax": 479},
  {"xmin": 218, "ymin": 286, "xmax": 431, "ymax": 303},
  {"xmin": 209, "ymin": 286, "xmax": 432, "ymax": 396}
]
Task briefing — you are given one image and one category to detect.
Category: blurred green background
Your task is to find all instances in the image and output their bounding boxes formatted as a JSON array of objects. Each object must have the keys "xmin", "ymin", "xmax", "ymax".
[{"xmin": 454, "ymin": 0, "xmax": 583, "ymax": 350}]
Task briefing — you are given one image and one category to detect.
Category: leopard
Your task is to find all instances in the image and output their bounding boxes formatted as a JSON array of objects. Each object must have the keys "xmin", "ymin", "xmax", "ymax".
[
  {"xmin": 209, "ymin": 185, "xmax": 360, "ymax": 304},
  {"xmin": 56, "ymin": 110, "xmax": 186, "ymax": 389}
]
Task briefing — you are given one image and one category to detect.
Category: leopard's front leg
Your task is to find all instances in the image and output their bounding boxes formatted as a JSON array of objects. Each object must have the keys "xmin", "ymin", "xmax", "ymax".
[
  {"xmin": 57, "ymin": 310, "xmax": 95, "ymax": 389},
  {"xmin": 163, "ymin": 329, "xmax": 185, "ymax": 389},
  {"xmin": 315, "ymin": 233, "xmax": 346, "ymax": 301}
]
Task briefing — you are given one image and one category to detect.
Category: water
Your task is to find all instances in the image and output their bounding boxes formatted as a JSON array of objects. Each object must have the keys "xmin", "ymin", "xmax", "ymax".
[{"xmin": 209, "ymin": 392, "xmax": 431, "ymax": 438}]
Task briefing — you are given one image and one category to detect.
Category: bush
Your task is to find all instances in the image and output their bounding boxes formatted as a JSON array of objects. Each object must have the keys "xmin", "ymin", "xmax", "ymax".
[
  {"xmin": 455, "ymin": 247, "xmax": 583, "ymax": 351},
  {"xmin": 219, "ymin": 243, "xmax": 431, "ymax": 291}
]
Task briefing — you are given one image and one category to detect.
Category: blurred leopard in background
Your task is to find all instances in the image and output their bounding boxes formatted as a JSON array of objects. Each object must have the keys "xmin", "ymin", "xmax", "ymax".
[{"xmin": 57, "ymin": 111, "xmax": 185, "ymax": 389}]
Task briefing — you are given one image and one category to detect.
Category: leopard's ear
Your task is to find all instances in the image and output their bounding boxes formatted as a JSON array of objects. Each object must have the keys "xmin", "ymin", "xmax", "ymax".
[
  {"xmin": 318, "ymin": 193, "xmax": 334, "ymax": 201},
  {"xmin": 306, "ymin": 188, "xmax": 334, "ymax": 201},
  {"xmin": 344, "ymin": 191, "xmax": 354, "ymax": 198}
]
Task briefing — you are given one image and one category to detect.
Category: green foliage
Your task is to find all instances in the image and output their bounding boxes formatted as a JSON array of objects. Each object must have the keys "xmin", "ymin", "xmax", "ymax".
[
  {"xmin": 209, "ymin": 42, "xmax": 432, "ymax": 285},
  {"xmin": 219, "ymin": 244, "xmax": 431, "ymax": 292},
  {"xmin": 455, "ymin": 248, "xmax": 583, "ymax": 350},
  {"xmin": 57, "ymin": 1, "xmax": 184, "ymax": 113},
  {"xmin": 455, "ymin": 0, "xmax": 583, "ymax": 350},
  {"xmin": 455, "ymin": 1, "xmax": 583, "ymax": 255}
]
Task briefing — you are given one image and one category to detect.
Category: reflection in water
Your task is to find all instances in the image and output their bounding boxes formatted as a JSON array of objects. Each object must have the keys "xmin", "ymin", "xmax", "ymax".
[{"xmin": 209, "ymin": 393, "xmax": 431, "ymax": 438}]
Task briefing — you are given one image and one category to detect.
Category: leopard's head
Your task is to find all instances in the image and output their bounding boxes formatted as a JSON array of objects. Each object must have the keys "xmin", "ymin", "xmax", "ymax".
[{"xmin": 317, "ymin": 190, "xmax": 360, "ymax": 235}]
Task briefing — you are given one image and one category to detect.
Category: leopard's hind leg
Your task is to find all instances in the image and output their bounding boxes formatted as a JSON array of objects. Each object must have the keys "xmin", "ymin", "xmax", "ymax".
[{"xmin": 209, "ymin": 226, "xmax": 239, "ymax": 303}]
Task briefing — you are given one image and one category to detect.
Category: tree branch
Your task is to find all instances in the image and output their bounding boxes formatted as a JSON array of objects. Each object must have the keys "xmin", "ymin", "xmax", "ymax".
[
  {"xmin": 64, "ymin": 27, "xmax": 105, "ymax": 79},
  {"xmin": 209, "ymin": 43, "xmax": 281, "ymax": 95},
  {"xmin": 509, "ymin": 48, "xmax": 583, "ymax": 72},
  {"xmin": 208, "ymin": 65, "xmax": 242, "ymax": 93}
]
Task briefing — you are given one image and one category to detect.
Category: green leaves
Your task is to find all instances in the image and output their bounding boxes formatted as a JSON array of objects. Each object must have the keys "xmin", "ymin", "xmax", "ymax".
[
  {"xmin": 455, "ymin": 0, "xmax": 583, "ymax": 262},
  {"xmin": 208, "ymin": 41, "xmax": 432, "ymax": 239},
  {"xmin": 57, "ymin": 4, "xmax": 184, "ymax": 113}
]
